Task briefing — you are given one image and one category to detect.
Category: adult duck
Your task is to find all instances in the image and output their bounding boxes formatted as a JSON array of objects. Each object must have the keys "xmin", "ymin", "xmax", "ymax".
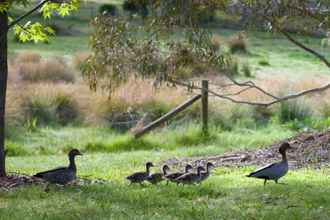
[
  {"xmin": 198, "ymin": 162, "xmax": 215, "ymax": 183},
  {"xmin": 247, "ymin": 142, "xmax": 292, "ymax": 185},
  {"xmin": 165, "ymin": 164, "xmax": 193, "ymax": 183},
  {"xmin": 34, "ymin": 149, "xmax": 82, "ymax": 185},
  {"xmin": 174, "ymin": 166, "xmax": 205, "ymax": 185},
  {"xmin": 146, "ymin": 165, "xmax": 170, "ymax": 184},
  {"xmin": 126, "ymin": 162, "xmax": 154, "ymax": 184}
]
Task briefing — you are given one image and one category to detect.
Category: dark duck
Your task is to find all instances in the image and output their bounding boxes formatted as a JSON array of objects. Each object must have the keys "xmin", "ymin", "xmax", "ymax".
[
  {"xmin": 165, "ymin": 164, "xmax": 193, "ymax": 183},
  {"xmin": 146, "ymin": 165, "xmax": 170, "ymax": 184},
  {"xmin": 126, "ymin": 162, "xmax": 154, "ymax": 184},
  {"xmin": 34, "ymin": 149, "xmax": 82, "ymax": 185},
  {"xmin": 247, "ymin": 142, "xmax": 292, "ymax": 185},
  {"xmin": 174, "ymin": 166, "xmax": 205, "ymax": 185},
  {"xmin": 198, "ymin": 162, "xmax": 215, "ymax": 183}
]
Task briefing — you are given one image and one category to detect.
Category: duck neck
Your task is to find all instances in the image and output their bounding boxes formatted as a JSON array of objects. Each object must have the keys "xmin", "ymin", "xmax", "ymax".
[
  {"xmin": 163, "ymin": 168, "xmax": 167, "ymax": 175},
  {"xmin": 68, "ymin": 155, "xmax": 77, "ymax": 171},
  {"xmin": 281, "ymin": 151, "xmax": 287, "ymax": 162},
  {"xmin": 146, "ymin": 165, "xmax": 151, "ymax": 174},
  {"xmin": 197, "ymin": 169, "xmax": 202, "ymax": 176}
]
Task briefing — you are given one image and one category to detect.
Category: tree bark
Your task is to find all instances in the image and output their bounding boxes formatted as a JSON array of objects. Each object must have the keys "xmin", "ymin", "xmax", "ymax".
[{"xmin": 0, "ymin": 12, "xmax": 8, "ymax": 177}]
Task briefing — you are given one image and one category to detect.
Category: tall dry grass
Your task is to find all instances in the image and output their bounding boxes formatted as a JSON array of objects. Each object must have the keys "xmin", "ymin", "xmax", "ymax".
[
  {"xmin": 6, "ymin": 51, "xmax": 330, "ymax": 131},
  {"xmin": 14, "ymin": 52, "xmax": 75, "ymax": 83}
]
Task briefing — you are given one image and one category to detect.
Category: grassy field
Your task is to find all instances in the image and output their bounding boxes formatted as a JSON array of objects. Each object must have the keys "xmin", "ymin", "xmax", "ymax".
[
  {"xmin": 2, "ymin": 152, "xmax": 330, "ymax": 220},
  {"xmin": 3, "ymin": 1, "xmax": 330, "ymax": 219}
]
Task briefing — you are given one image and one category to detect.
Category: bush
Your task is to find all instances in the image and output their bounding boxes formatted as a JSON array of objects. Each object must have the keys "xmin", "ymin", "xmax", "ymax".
[
  {"xmin": 23, "ymin": 96, "xmax": 56, "ymax": 126},
  {"xmin": 99, "ymin": 4, "xmax": 117, "ymax": 16},
  {"xmin": 278, "ymin": 100, "xmax": 312, "ymax": 123},
  {"xmin": 18, "ymin": 57, "xmax": 75, "ymax": 83},
  {"xmin": 228, "ymin": 32, "xmax": 247, "ymax": 54},
  {"xmin": 22, "ymin": 93, "xmax": 81, "ymax": 126},
  {"xmin": 251, "ymin": 106, "xmax": 273, "ymax": 125},
  {"xmin": 54, "ymin": 94, "xmax": 81, "ymax": 125}
]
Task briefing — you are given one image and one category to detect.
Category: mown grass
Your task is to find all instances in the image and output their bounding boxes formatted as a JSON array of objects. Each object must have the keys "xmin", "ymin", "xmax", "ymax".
[{"xmin": 3, "ymin": 152, "xmax": 330, "ymax": 220}]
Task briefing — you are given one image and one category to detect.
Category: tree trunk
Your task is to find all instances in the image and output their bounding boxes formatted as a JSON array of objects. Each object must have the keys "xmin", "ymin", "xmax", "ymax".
[{"xmin": 0, "ymin": 12, "xmax": 8, "ymax": 177}]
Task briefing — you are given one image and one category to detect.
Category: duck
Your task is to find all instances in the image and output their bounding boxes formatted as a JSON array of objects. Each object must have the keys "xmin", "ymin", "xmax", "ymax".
[
  {"xmin": 146, "ymin": 165, "xmax": 170, "ymax": 184},
  {"xmin": 165, "ymin": 164, "xmax": 193, "ymax": 183},
  {"xmin": 34, "ymin": 149, "xmax": 82, "ymax": 185},
  {"xmin": 198, "ymin": 162, "xmax": 215, "ymax": 183},
  {"xmin": 247, "ymin": 142, "xmax": 292, "ymax": 185},
  {"xmin": 174, "ymin": 166, "xmax": 205, "ymax": 185},
  {"xmin": 126, "ymin": 162, "xmax": 154, "ymax": 184}
]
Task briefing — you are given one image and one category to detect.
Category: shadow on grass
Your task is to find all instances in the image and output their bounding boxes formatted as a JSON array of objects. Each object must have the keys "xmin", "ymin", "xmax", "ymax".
[{"xmin": 1, "ymin": 177, "xmax": 330, "ymax": 220}]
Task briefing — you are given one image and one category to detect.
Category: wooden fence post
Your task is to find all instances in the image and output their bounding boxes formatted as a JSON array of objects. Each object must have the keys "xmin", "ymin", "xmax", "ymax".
[{"xmin": 202, "ymin": 80, "xmax": 209, "ymax": 135}]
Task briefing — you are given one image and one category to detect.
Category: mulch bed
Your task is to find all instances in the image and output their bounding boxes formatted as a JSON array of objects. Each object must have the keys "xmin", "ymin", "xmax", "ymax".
[
  {"xmin": 164, "ymin": 129, "xmax": 330, "ymax": 170},
  {"xmin": 0, "ymin": 173, "xmax": 109, "ymax": 192}
]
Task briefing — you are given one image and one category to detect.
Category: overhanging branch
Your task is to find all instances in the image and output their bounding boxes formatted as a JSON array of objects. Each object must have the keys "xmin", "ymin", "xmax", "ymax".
[
  {"xmin": 171, "ymin": 79, "xmax": 330, "ymax": 107},
  {"xmin": 8, "ymin": 0, "xmax": 50, "ymax": 30}
]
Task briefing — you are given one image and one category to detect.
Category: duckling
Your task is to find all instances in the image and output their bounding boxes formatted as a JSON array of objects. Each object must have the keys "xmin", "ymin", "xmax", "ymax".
[
  {"xmin": 126, "ymin": 162, "xmax": 154, "ymax": 185},
  {"xmin": 146, "ymin": 165, "xmax": 170, "ymax": 184},
  {"xmin": 34, "ymin": 149, "xmax": 82, "ymax": 185},
  {"xmin": 247, "ymin": 142, "xmax": 292, "ymax": 185},
  {"xmin": 174, "ymin": 166, "xmax": 205, "ymax": 185},
  {"xmin": 198, "ymin": 162, "xmax": 215, "ymax": 183},
  {"xmin": 165, "ymin": 164, "xmax": 193, "ymax": 183}
]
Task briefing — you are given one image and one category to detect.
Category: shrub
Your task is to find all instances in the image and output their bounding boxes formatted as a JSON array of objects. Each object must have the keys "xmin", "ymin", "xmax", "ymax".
[
  {"xmin": 22, "ymin": 92, "xmax": 81, "ymax": 126},
  {"xmin": 99, "ymin": 4, "xmax": 117, "ymax": 16},
  {"xmin": 17, "ymin": 56, "xmax": 75, "ymax": 83},
  {"xmin": 54, "ymin": 94, "xmax": 80, "ymax": 125},
  {"xmin": 251, "ymin": 106, "xmax": 273, "ymax": 125},
  {"xmin": 278, "ymin": 100, "xmax": 312, "ymax": 123},
  {"xmin": 138, "ymin": 99, "xmax": 172, "ymax": 120},
  {"xmin": 228, "ymin": 32, "xmax": 247, "ymax": 54},
  {"xmin": 23, "ymin": 96, "xmax": 56, "ymax": 126}
]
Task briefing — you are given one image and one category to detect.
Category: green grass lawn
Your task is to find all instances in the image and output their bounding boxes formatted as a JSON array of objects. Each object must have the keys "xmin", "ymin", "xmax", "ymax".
[
  {"xmin": 2, "ymin": 152, "xmax": 330, "ymax": 220},
  {"xmin": 2, "ymin": 124, "xmax": 329, "ymax": 219}
]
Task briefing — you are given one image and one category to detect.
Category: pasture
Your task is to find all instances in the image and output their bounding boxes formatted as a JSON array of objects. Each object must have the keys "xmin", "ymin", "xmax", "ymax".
[{"xmin": 2, "ymin": 1, "xmax": 330, "ymax": 219}]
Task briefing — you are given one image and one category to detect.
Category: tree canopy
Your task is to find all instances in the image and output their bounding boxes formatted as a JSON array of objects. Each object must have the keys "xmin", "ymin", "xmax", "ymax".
[{"xmin": 84, "ymin": 0, "xmax": 330, "ymax": 105}]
